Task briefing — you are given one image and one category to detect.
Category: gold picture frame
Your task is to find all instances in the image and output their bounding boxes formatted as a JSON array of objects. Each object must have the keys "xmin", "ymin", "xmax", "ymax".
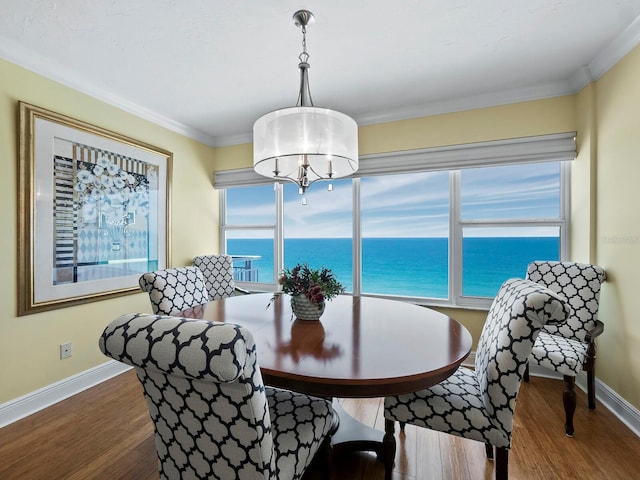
[{"xmin": 18, "ymin": 102, "xmax": 172, "ymax": 315}]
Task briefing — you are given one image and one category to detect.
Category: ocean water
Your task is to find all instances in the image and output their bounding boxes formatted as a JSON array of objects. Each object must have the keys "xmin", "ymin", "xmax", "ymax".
[{"xmin": 228, "ymin": 237, "xmax": 559, "ymax": 299}]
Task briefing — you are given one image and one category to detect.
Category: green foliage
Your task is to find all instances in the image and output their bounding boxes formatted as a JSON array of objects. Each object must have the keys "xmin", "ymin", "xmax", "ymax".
[{"xmin": 278, "ymin": 263, "xmax": 345, "ymax": 306}]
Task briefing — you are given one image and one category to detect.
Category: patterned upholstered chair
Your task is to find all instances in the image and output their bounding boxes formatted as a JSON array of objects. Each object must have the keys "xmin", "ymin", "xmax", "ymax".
[
  {"xmin": 138, "ymin": 266, "xmax": 209, "ymax": 315},
  {"xmin": 193, "ymin": 254, "xmax": 250, "ymax": 301},
  {"xmin": 524, "ymin": 261, "xmax": 606, "ymax": 436},
  {"xmin": 384, "ymin": 278, "xmax": 569, "ymax": 480},
  {"xmin": 99, "ymin": 313, "xmax": 334, "ymax": 480}
]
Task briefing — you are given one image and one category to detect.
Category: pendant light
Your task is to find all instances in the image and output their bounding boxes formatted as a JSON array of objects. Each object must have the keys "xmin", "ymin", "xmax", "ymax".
[{"xmin": 253, "ymin": 10, "xmax": 358, "ymax": 203}]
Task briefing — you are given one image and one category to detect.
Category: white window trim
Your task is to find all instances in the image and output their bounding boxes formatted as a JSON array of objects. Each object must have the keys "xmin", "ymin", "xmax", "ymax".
[
  {"xmin": 219, "ymin": 186, "xmax": 282, "ymax": 293},
  {"xmin": 219, "ymin": 133, "xmax": 574, "ymax": 308},
  {"xmin": 214, "ymin": 132, "xmax": 576, "ymax": 188},
  {"xmin": 452, "ymin": 162, "xmax": 570, "ymax": 309}
]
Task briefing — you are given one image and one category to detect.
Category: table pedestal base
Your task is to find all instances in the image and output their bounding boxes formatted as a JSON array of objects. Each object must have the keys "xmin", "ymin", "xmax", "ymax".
[{"xmin": 330, "ymin": 400, "xmax": 396, "ymax": 478}]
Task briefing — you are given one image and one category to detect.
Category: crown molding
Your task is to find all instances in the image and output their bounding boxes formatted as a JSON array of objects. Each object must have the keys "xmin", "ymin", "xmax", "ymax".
[
  {"xmin": 212, "ymin": 131, "xmax": 253, "ymax": 147},
  {"xmin": 568, "ymin": 15, "xmax": 640, "ymax": 93},
  {"xmin": 0, "ymin": 38, "xmax": 219, "ymax": 147},
  {"xmin": 212, "ymin": 81, "xmax": 573, "ymax": 147},
  {"xmin": 567, "ymin": 65, "xmax": 595, "ymax": 93},
  {"xmin": 353, "ymin": 80, "xmax": 574, "ymax": 128},
  {"xmin": 588, "ymin": 15, "xmax": 640, "ymax": 81},
  {"xmin": 209, "ymin": 14, "xmax": 640, "ymax": 146},
  {"xmin": 3, "ymin": 13, "xmax": 640, "ymax": 149}
]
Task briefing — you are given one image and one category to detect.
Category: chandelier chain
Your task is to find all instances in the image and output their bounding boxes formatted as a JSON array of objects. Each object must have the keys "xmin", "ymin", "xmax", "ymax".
[
  {"xmin": 299, "ymin": 25, "xmax": 309, "ymax": 64},
  {"xmin": 252, "ymin": 9, "xmax": 359, "ymax": 204}
]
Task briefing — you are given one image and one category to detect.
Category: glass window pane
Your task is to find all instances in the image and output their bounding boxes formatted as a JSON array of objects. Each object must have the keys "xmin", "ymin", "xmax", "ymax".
[
  {"xmin": 461, "ymin": 163, "xmax": 560, "ymax": 220},
  {"xmin": 462, "ymin": 226, "xmax": 560, "ymax": 297},
  {"xmin": 226, "ymin": 184, "xmax": 275, "ymax": 224},
  {"xmin": 226, "ymin": 230, "xmax": 275, "ymax": 284},
  {"xmin": 283, "ymin": 179, "xmax": 353, "ymax": 291},
  {"xmin": 361, "ymin": 171, "xmax": 450, "ymax": 298}
]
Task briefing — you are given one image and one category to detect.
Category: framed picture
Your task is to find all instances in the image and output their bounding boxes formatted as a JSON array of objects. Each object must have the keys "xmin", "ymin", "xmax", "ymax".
[{"xmin": 18, "ymin": 102, "xmax": 172, "ymax": 315}]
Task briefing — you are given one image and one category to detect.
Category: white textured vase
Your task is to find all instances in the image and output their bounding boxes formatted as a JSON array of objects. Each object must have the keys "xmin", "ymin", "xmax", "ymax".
[{"xmin": 291, "ymin": 295, "xmax": 325, "ymax": 321}]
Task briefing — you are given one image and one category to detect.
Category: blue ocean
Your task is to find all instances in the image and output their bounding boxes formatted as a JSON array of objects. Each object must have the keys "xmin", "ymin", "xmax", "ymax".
[{"xmin": 228, "ymin": 237, "xmax": 558, "ymax": 299}]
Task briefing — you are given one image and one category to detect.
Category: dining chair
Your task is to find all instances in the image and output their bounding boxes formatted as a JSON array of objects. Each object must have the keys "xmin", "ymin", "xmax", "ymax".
[
  {"xmin": 384, "ymin": 278, "xmax": 569, "ymax": 480},
  {"xmin": 138, "ymin": 266, "xmax": 209, "ymax": 315},
  {"xmin": 193, "ymin": 254, "xmax": 250, "ymax": 301},
  {"xmin": 99, "ymin": 313, "xmax": 334, "ymax": 480},
  {"xmin": 524, "ymin": 260, "xmax": 606, "ymax": 436}
]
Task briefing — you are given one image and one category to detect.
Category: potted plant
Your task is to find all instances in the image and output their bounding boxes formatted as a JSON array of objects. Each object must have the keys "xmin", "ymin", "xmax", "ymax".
[{"xmin": 278, "ymin": 263, "xmax": 345, "ymax": 320}]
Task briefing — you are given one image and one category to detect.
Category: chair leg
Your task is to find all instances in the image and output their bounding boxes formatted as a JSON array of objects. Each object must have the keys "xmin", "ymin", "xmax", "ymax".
[
  {"xmin": 523, "ymin": 362, "xmax": 530, "ymax": 383},
  {"xmin": 587, "ymin": 369, "xmax": 597, "ymax": 410},
  {"xmin": 563, "ymin": 375, "xmax": 576, "ymax": 436},
  {"xmin": 495, "ymin": 447, "xmax": 508, "ymax": 480},
  {"xmin": 320, "ymin": 437, "xmax": 333, "ymax": 480},
  {"xmin": 383, "ymin": 419, "xmax": 397, "ymax": 480},
  {"xmin": 585, "ymin": 338, "xmax": 598, "ymax": 410},
  {"xmin": 485, "ymin": 443, "xmax": 494, "ymax": 459}
]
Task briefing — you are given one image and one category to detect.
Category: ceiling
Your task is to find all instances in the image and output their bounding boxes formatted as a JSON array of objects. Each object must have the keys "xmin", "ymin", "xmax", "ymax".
[{"xmin": 2, "ymin": 1, "xmax": 640, "ymax": 147}]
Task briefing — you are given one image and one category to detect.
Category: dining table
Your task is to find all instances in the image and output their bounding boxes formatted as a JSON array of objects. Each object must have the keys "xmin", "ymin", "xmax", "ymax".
[{"xmin": 178, "ymin": 292, "xmax": 473, "ymax": 477}]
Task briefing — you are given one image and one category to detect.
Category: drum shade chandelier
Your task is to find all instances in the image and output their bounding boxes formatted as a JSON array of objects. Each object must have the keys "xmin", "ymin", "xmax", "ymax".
[{"xmin": 253, "ymin": 10, "xmax": 358, "ymax": 202}]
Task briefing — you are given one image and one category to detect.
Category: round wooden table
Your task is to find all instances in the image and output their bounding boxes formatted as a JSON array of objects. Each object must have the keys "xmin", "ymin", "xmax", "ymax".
[{"xmin": 179, "ymin": 292, "xmax": 472, "ymax": 477}]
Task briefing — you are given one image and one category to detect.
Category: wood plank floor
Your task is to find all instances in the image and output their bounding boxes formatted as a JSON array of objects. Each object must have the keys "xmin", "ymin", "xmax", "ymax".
[{"xmin": 1, "ymin": 370, "xmax": 639, "ymax": 479}]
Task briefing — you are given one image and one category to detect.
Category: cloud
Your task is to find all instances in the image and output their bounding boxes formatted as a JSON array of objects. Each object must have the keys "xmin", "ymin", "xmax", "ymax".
[{"xmin": 227, "ymin": 163, "xmax": 561, "ymax": 238}]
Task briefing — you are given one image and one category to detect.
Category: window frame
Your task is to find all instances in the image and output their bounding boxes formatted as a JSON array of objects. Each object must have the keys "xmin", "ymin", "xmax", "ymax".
[
  {"xmin": 219, "ymin": 185, "xmax": 284, "ymax": 292},
  {"xmin": 451, "ymin": 163, "xmax": 570, "ymax": 308},
  {"xmin": 218, "ymin": 133, "xmax": 573, "ymax": 309}
]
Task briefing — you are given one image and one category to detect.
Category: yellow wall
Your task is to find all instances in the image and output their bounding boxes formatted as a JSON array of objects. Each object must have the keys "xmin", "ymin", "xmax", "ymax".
[
  {"xmin": 216, "ymin": 86, "xmax": 640, "ymax": 412},
  {"xmin": 3, "ymin": 43, "xmax": 640, "ymax": 413},
  {"xmin": 359, "ymin": 98, "xmax": 579, "ymax": 347},
  {"xmin": 573, "ymin": 83, "xmax": 598, "ymax": 261},
  {"xmin": 216, "ymin": 97, "xmax": 578, "ymax": 354},
  {"xmin": 216, "ymin": 97, "xmax": 576, "ymax": 170},
  {"xmin": 0, "ymin": 59, "xmax": 219, "ymax": 403},
  {"xmin": 358, "ymin": 97, "xmax": 576, "ymax": 155},
  {"xmin": 593, "ymin": 44, "xmax": 640, "ymax": 406}
]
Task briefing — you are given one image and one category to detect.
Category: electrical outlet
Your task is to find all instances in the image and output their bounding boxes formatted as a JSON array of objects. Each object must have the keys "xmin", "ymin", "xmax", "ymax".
[{"xmin": 60, "ymin": 342, "xmax": 72, "ymax": 359}]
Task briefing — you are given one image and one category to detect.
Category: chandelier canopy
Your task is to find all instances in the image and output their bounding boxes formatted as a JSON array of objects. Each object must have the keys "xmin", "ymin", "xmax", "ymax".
[{"xmin": 253, "ymin": 10, "xmax": 358, "ymax": 201}]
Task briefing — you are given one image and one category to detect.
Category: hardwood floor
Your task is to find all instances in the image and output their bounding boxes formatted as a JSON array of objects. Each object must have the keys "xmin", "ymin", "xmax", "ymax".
[{"xmin": 1, "ymin": 370, "xmax": 639, "ymax": 479}]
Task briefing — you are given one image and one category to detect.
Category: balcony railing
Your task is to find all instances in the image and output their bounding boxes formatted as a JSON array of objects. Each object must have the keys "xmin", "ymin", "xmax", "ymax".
[{"xmin": 231, "ymin": 255, "xmax": 261, "ymax": 282}]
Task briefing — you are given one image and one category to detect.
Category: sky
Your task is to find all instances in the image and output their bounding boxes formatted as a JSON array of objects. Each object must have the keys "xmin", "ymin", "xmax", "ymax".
[{"xmin": 226, "ymin": 162, "xmax": 561, "ymax": 238}]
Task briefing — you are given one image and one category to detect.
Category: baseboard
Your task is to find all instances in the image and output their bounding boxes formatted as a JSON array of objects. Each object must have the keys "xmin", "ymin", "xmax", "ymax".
[
  {"xmin": 464, "ymin": 352, "xmax": 640, "ymax": 437},
  {"xmin": 2, "ymin": 355, "xmax": 639, "ymax": 439},
  {"xmin": 582, "ymin": 374, "xmax": 640, "ymax": 437},
  {"xmin": 0, "ymin": 360, "xmax": 131, "ymax": 428}
]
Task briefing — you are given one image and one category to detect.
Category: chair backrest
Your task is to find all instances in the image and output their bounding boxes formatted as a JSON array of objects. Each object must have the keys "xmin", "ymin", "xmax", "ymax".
[
  {"xmin": 99, "ymin": 313, "xmax": 275, "ymax": 480},
  {"xmin": 475, "ymin": 278, "xmax": 569, "ymax": 438},
  {"xmin": 526, "ymin": 261, "xmax": 606, "ymax": 342},
  {"xmin": 138, "ymin": 266, "xmax": 209, "ymax": 315},
  {"xmin": 193, "ymin": 254, "xmax": 236, "ymax": 301}
]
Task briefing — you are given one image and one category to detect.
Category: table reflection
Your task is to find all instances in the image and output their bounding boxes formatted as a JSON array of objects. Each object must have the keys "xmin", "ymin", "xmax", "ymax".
[{"xmin": 276, "ymin": 319, "xmax": 342, "ymax": 362}]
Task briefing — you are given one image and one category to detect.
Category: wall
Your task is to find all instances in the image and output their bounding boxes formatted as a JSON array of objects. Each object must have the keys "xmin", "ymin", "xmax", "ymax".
[
  {"xmin": 572, "ymin": 83, "xmax": 598, "ymax": 262},
  {"xmin": 215, "ymin": 96, "xmax": 578, "ymax": 349},
  {"xmin": 218, "ymin": 89, "xmax": 640, "ymax": 411},
  {"xmin": 358, "ymin": 96, "xmax": 576, "ymax": 155},
  {"xmin": 0, "ymin": 59, "xmax": 219, "ymax": 403},
  {"xmin": 5, "ymin": 44, "xmax": 639, "ymax": 413},
  {"xmin": 593, "ymin": 44, "xmax": 640, "ymax": 408}
]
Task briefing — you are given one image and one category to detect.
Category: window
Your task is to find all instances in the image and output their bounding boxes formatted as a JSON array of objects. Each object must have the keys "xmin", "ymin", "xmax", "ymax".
[
  {"xmin": 455, "ymin": 161, "xmax": 565, "ymax": 304},
  {"xmin": 218, "ymin": 133, "xmax": 573, "ymax": 308},
  {"xmin": 283, "ymin": 180, "xmax": 353, "ymax": 291},
  {"xmin": 361, "ymin": 171, "xmax": 449, "ymax": 299},
  {"xmin": 222, "ymin": 184, "xmax": 277, "ymax": 287}
]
